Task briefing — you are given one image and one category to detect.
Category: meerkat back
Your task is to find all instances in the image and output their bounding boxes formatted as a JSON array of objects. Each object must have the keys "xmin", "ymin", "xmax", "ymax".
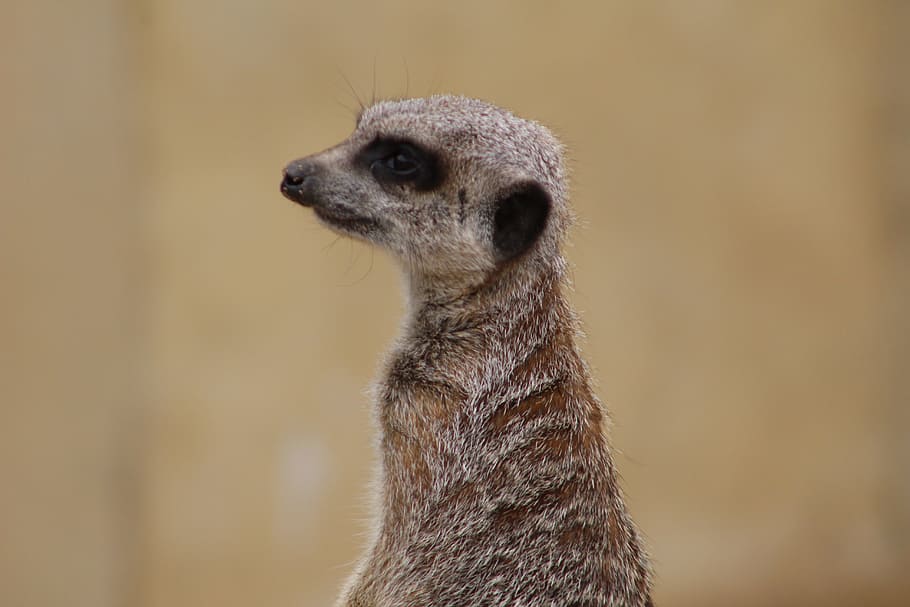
[{"xmin": 281, "ymin": 96, "xmax": 654, "ymax": 607}]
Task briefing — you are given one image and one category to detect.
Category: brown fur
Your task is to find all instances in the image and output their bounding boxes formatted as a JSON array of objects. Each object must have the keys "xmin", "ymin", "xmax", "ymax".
[{"xmin": 280, "ymin": 96, "xmax": 653, "ymax": 606}]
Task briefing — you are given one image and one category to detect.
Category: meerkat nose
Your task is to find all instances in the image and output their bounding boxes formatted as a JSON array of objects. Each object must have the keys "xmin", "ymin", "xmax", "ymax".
[
  {"xmin": 283, "ymin": 173, "xmax": 304, "ymax": 186},
  {"xmin": 281, "ymin": 161, "xmax": 315, "ymax": 205}
]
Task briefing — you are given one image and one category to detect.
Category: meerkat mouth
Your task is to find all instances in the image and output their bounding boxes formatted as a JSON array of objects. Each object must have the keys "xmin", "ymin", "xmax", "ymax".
[
  {"xmin": 280, "ymin": 171, "xmax": 379, "ymax": 234},
  {"xmin": 279, "ymin": 178, "xmax": 380, "ymax": 234},
  {"xmin": 312, "ymin": 205, "xmax": 382, "ymax": 234}
]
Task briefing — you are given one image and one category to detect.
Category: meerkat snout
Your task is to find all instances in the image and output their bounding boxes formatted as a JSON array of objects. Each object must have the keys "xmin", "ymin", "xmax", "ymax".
[{"xmin": 280, "ymin": 160, "xmax": 317, "ymax": 206}]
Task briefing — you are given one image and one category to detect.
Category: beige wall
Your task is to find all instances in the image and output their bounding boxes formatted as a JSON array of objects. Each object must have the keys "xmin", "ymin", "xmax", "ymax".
[
  {"xmin": 2, "ymin": 1, "xmax": 908, "ymax": 606},
  {"xmin": 1, "ymin": 2, "xmax": 141, "ymax": 606}
]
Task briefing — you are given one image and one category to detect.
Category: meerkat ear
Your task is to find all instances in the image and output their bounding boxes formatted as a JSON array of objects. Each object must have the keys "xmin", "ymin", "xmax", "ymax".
[{"xmin": 492, "ymin": 181, "xmax": 551, "ymax": 262}]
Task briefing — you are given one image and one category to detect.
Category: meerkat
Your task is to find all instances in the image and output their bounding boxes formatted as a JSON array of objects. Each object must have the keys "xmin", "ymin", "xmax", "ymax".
[{"xmin": 280, "ymin": 96, "xmax": 653, "ymax": 607}]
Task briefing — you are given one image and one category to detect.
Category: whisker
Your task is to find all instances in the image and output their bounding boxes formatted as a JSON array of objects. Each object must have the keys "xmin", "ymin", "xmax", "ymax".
[
  {"xmin": 322, "ymin": 234, "xmax": 342, "ymax": 253},
  {"xmin": 335, "ymin": 66, "xmax": 365, "ymax": 112},
  {"xmin": 351, "ymin": 245, "xmax": 376, "ymax": 286},
  {"xmin": 371, "ymin": 54, "xmax": 378, "ymax": 105},
  {"xmin": 334, "ymin": 96, "xmax": 358, "ymax": 118}
]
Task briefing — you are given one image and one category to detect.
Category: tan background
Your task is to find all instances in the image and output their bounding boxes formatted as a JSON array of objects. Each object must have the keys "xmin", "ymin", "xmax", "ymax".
[{"xmin": 2, "ymin": 1, "xmax": 908, "ymax": 606}]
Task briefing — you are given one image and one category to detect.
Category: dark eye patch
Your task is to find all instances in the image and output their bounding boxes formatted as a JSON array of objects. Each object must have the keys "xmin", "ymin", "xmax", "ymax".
[{"xmin": 356, "ymin": 137, "xmax": 445, "ymax": 191}]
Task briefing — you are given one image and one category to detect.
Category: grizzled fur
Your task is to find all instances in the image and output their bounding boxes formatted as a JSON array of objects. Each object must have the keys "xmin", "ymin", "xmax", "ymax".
[{"xmin": 281, "ymin": 96, "xmax": 653, "ymax": 606}]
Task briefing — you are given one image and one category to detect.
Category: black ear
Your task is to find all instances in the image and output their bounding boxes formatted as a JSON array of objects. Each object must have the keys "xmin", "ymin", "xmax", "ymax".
[{"xmin": 492, "ymin": 182, "xmax": 551, "ymax": 262}]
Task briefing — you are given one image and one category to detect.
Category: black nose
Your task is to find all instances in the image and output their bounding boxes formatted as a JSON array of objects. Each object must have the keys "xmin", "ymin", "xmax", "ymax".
[
  {"xmin": 283, "ymin": 172, "xmax": 304, "ymax": 187},
  {"xmin": 281, "ymin": 161, "xmax": 315, "ymax": 206}
]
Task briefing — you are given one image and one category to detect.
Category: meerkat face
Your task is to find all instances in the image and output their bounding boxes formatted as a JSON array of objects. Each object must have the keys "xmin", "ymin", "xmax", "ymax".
[{"xmin": 281, "ymin": 96, "xmax": 568, "ymax": 285}]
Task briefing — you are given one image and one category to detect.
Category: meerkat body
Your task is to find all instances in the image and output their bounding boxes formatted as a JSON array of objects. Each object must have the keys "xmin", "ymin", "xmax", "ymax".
[{"xmin": 281, "ymin": 96, "xmax": 653, "ymax": 607}]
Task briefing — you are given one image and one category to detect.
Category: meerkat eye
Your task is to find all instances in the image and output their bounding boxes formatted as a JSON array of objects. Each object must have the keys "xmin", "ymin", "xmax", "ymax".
[
  {"xmin": 357, "ymin": 137, "xmax": 444, "ymax": 191},
  {"xmin": 378, "ymin": 149, "xmax": 420, "ymax": 176}
]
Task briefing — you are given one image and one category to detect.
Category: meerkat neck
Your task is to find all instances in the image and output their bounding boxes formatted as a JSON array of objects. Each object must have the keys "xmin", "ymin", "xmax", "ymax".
[
  {"xmin": 402, "ymin": 253, "xmax": 570, "ymax": 340},
  {"xmin": 378, "ymin": 254, "xmax": 586, "ymax": 521},
  {"xmin": 401, "ymin": 270, "xmax": 572, "ymax": 392}
]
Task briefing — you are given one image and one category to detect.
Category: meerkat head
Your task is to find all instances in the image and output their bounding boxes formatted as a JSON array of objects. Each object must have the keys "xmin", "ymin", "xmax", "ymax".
[{"xmin": 281, "ymin": 96, "xmax": 569, "ymax": 294}]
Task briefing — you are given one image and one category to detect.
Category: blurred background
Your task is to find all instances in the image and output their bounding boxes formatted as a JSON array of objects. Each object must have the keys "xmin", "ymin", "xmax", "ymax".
[{"xmin": 2, "ymin": 1, "xmax": 908, "ymax": 606}]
